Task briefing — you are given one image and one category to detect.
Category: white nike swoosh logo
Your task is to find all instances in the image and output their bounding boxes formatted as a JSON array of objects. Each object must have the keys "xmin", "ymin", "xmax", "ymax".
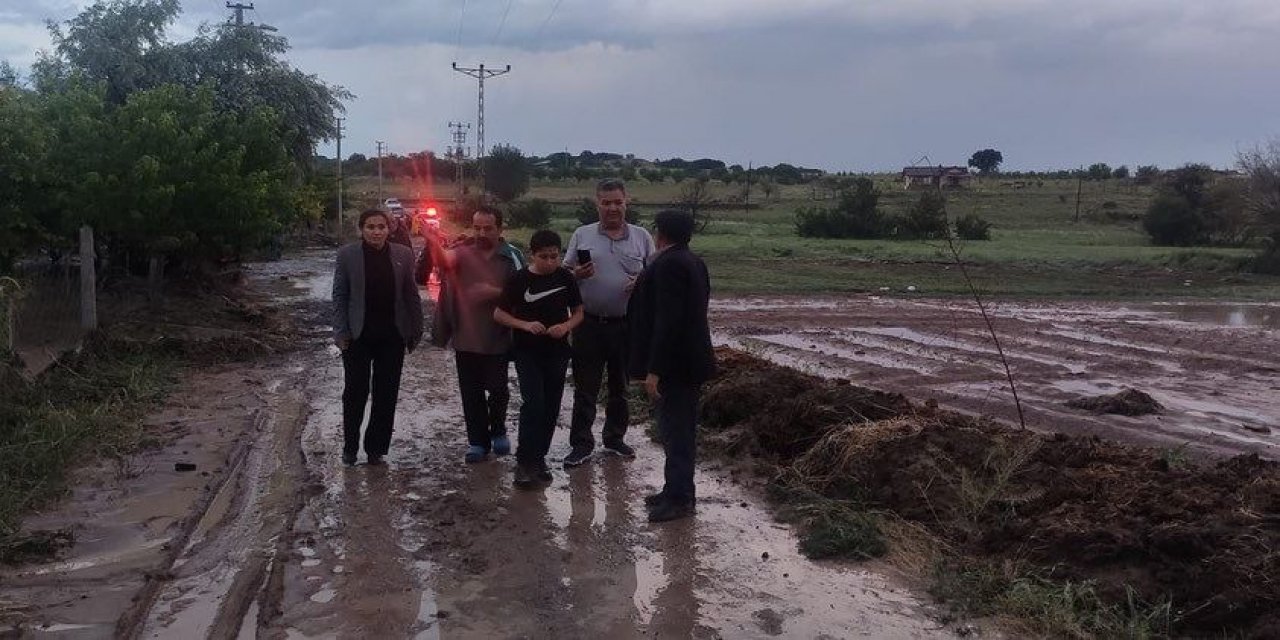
[{"xmin": 524, "ymin": 286, "xmax": 566, "ymax": 303}]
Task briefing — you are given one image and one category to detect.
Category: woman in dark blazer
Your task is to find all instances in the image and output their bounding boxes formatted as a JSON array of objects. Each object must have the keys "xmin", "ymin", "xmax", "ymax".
[{"xmin": 332, "ymin": 209, "xmax": 425, "ymax": 466}]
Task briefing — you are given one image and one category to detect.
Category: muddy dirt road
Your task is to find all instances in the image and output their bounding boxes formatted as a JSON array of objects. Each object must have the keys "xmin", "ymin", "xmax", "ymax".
[
  {"xmin": 714, "ymin": 296, "xmax": 1279, "ymax": 461},
  {"xmin": 2, "ymin": 251, "xmax": 952, "ymax": 639}
]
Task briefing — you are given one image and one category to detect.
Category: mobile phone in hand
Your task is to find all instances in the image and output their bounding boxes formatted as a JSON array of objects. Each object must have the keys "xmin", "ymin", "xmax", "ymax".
[{"xmin": 577, "ymin": 249, "xmax": 592, "ymax": 265}]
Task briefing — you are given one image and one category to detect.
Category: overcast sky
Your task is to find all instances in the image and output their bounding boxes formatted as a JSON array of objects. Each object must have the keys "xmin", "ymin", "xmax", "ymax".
[{"xmin": 4, "ymin": 0, "xmax": 1279, "ymax": 171}]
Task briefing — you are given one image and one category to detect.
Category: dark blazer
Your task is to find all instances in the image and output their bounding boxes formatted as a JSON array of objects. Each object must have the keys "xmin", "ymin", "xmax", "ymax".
[
  {"xmin": 627, "ymin": 244, "xmax": 715, "ymax": 384},
  {"xmin": 332, "ymin": 242, "xmax": 425, "ymax": 347}
]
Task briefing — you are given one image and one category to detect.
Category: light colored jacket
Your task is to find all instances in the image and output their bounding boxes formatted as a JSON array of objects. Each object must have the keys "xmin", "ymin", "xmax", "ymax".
[{"xmin": 332, "ymin": 242, "xmax": 425, "ymax": 346}]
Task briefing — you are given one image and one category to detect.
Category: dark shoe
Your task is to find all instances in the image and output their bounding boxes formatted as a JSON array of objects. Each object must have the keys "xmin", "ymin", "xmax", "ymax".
[
  {"xmin": 464, "ymin": 445, "xmax": 488, "ymax": 464},
  {"xmin": 491, "ymin": 435, "xmax": 512, "ymax": 456},
  {"xmin": 647, "ymin": 499, "xmax": 696, "ymax": 523},
  {"xmin": 367, "ymin": 454, "xmax": 385, "ymax": 466},
  {"xmin": 535, "ymin": 463, "xmax": 553, "ymax": 483},
  {"xmin": 562, "ymin": 447, "xmax": 593, "ymax": 468},
  {"xmin": 513, "ymin": 463, "xmax": 537, "ymax": 489},
  {"xmin": 342, "ymin": 452, "xmax": 357, "ymax": 466},
  {"xmin": 601, "ymin": 441, "xmax": 636, "ymax": 458},
  {"xmin": 645, "ymin": 492, "xmax": 696, "ymax": 507}
]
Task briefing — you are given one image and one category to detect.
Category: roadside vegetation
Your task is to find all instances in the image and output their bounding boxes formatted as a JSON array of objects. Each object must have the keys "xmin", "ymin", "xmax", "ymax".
[
  {"xmin": 0, "ymin": 0, "xmax": 340, "ymax": 557},
  {"xmin": 697, "ymin": 349, "xmax": 1278, "ymax": 639}
]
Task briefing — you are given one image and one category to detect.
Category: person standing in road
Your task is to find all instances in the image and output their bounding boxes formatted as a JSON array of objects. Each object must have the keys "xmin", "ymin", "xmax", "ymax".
[
  {"xmin": 562, "ymin": 178, "xmax": 656, "ymax": 468},
  {"xmin": 494, "ymin": 230, "xmax": 584, "ymax": 488},
  {"xmin": 628, "ymin": 210, "xmax": 714, "ymax": 523},
  {"xmin": 332, "ymin": 209, "xmax": 425, "ymax": 466},
  {"xmin": 427, "ymin": 206, "xmax": 525, "ymax": 463}
]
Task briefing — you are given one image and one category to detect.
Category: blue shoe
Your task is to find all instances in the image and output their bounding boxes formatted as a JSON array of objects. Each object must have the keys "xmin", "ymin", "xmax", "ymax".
[
  {"xmin": 491, "ymin": 435, "xmax": 511, "ymax": 456},
  {"xmin": 464, "ymin": 445, "xmax": 488, "ymax": 464}
]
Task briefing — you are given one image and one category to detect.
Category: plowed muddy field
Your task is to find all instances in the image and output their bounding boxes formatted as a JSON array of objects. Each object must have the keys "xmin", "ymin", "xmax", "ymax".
[{"xmin": 712, "ymin": 296, "xmax": 1279, "ymax": 461}]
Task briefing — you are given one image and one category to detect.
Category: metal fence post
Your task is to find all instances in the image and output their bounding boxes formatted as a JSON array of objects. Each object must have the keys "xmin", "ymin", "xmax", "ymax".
[{"xmin": 80, "ymin": 225, "xmax": 97, "ymax": 331}]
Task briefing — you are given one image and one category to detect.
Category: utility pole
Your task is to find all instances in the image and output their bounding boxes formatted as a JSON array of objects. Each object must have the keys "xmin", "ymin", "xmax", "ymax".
[
  {"xmin": 1074, "ymin": 165, "xmax": 1084, "ymax": 223},
  {"xmin": 448, "ymin": 122, "xmax": 471, "ymax": 205},
  {"xmin": 451, "ymin": 63, "xmax": 511, "ymax": 172},
  {"xmin": 335, "ymin": 117, "xmax": 344, "ymax": 227},
  {"xmin": 744, "ymin": 160, "xmax": 753, "ymax": 216},
  {"xmin": 376, "ymin": 140, "xmax": 386, "ymax": 204},
  {"xmin": 226, "ymin": 1, "xmax": 252, "ymax": 26}
]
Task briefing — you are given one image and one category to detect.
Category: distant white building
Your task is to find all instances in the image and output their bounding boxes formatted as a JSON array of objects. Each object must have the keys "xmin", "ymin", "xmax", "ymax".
[{"xmin": 901, "ymin": 166, "xmax": 973, "ymax": 189}]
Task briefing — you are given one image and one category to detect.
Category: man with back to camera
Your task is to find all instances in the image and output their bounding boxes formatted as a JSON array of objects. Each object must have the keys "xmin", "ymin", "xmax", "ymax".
[
  {"xmin": 561, "ymin": 178, "xmax": 656, "ymax": 468},
  {"xmin": 628, "ymin": 209, "xmax": 714, "ymax": 522}
]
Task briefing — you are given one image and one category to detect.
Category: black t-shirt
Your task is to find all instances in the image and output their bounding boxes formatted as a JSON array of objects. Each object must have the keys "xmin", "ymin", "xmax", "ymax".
[{"xmin": 498, "ymin": 267, "xmax": 582, "ymax": 354}]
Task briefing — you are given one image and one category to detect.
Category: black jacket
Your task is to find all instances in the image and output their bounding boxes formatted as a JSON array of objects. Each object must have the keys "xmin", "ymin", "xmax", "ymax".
[{"xmin": 627, "ymin": 244, "xmax": 715, "ymax": 384}]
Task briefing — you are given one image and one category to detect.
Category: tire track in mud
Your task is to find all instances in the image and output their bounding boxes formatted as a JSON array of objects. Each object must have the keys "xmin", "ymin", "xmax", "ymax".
[{"xmin": 128, "ymin": 368, "xmax": 312, "ymax": 640}]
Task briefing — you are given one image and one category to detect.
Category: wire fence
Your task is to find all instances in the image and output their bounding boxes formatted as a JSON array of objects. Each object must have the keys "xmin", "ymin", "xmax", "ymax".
[{"xmin": 2, "ymin": 228, "xmax": 97, "ymax": 376}]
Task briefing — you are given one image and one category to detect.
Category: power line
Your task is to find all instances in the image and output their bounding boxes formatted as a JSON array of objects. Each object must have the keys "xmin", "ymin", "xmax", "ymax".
[
  {"xmin": 454, "ymin": 0, "xmax": 469, "ymax": 58},
  {"xmin": 535, "ymin": 0, "xmax": 565, "ymax": 41},
  {"xmin": 492, "ymin": 0, "xmax": 515, "ymax": 45}
]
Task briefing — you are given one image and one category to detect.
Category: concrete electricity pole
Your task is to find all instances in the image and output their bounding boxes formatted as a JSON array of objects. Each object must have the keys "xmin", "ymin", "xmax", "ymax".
[
  {"xmin": 335, "ymin": 117, "xmax": 344, "ymax": 227},
  {"xmin": 451, "ymin": 63, "xmax": 511, "ymax": 166},
  {"xmin": 448, "ymin": 121, "xmax": 471, "ymax": 205},
  {"xmin": 376, "ymin": 140, "xmax": 386, "ymax": 204},
  {"xmin": 226, "ymin": 1, "xmax": 252, "ymax": 26}
]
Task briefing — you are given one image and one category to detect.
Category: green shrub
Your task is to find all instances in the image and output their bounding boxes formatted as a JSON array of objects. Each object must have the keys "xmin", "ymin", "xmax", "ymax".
[
  {"xmin": 897, "ymin": 190, "xmax": 950, "ymax": 240},
  {"xmin": 795, "ymin": 178, "xmax": 886, "ymax": 239},
  {"xmin": 507, "ymin": 198, "xmax": 554, "ymax": 229},
  {"xmin": 1143, "ymin": 194, "xmax": 1206, "ymax": 246},
  {"xmin": 955, "ymin": 214, "xmax": 993, "ymax": 240}
]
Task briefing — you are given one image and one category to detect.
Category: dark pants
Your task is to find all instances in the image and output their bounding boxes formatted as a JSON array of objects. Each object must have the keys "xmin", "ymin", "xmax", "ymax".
[
  {"xmin": 569, "ymin": 318, "xmax": 630, "ymax": 450},
  {"xmin": 657, "ymin": 381, "xmax": 701, "ymax": 504},
  {"xmin": 514, "ymin": 351, "xmax": 570, "ymax": 466},
  {"xmin": 455, "ymin": 351, "xmax": 510, "ymax": 449},
  {"xmin": 341, "ymin": 334, "xmax": 406, "ymax": 458}
]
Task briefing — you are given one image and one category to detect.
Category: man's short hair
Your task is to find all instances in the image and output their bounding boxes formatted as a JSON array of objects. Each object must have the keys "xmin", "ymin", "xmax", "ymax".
[
  {"xmin": 596, "ymin": 177, "xmax": 626, "ymax": 194},
  {"xmin": 359, "ymin": 209, "xmax": 390, "ymax": 228},
  {"xmin": 529, "ymin": 229, "xmax": 562, "ymax": 253},
  {"xmin": 474, "ymin": 204, "xmax": 504, "ymax": 227},
  {"xmin": 653, "ymin": 209, "xmax": 695, "ymax": 245}
]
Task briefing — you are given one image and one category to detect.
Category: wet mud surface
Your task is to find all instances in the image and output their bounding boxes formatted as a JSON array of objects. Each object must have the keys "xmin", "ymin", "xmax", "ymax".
[
  {"xmin": 2, "ymin": 251, "xmax": 955, "ymax": 638},
  {"xmin": 713, "ymin": 296, "xmax": 1280, "ymax": 460},
  {"xmin": 702, "ymin": 350, "xmax": 1280, "ymax": 638}
]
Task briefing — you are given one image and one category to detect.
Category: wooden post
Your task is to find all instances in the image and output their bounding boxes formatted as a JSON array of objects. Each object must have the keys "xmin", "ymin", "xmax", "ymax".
[{"xmin": 80, "ymin": 225, "xmax": 98, "ymax": 331}]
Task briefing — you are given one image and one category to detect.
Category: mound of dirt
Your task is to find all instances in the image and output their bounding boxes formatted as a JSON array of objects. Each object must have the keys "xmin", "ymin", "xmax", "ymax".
[
  {"xmin": 700, "ymin": 348, "xmax": 911, "ymax": 461},
  {"xmin": 1066, "ymin": 388, "xmax": 1163, "ymax": 416},
  {"xmin": 702, "ymin": 350, "xmax": 1280, "ymax": 638}
]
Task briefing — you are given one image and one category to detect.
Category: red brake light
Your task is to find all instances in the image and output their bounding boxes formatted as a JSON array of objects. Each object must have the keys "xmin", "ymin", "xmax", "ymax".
[{"xmin": 426, "ymin": 207, "xmax": 438, "ymax": 217}]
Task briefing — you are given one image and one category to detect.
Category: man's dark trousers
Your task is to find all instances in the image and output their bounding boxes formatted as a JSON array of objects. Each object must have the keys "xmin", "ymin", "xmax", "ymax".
[
  {"xmin": 455, "ymin": 351, "xmax": 510, "ymax": 450},
  {"xmin": 514, "ymin": 352, "xmax": 570, "ymax": 465},
  {"xmin": 569, "ymin": 317, "xmax": 630, "ymax": 450},
  {"xmin": 657, "ymin": 381, "xmax": 701, "ymax": 504},
  {"xmin": 341, "ymin": 334, "xmax": 405, "ymax": 458}
]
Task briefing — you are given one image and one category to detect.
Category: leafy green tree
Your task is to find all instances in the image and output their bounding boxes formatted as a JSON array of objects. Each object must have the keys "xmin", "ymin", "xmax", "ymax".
[
  {"xmin": 1112, "ymin": 165, "xmax": 1130, "ymax": 180},
  {"xmin": 1134, "ymin": 165, "xmax": 1161, "ymax": 184},
  {"xmin": 483, "ymin": 145, "xmax": 531, "ymax": 203},
  {"xmin": 968, "ymin": 149, "xmax": 1003, "ymax": 174},
  {"xmin": 796, "ymin": 178, "xmax": 885, "ymax": 238},
  {"xmin": 1086, "ymin": 163, "xmax": 1113, "ymax": 181},
  {"xmin": 0, "ymin": 86, "xmax": 51, "ymax": 270},
  {"xmin": 45, "ymin": 0, "xmax": 184, "ymax": 105},
  {"xmin": 897, "ymin": 190, "xmax": 950, "ymax": 240},
  {"xmin": 1144, "ymin": 194, "xmax": 1205, "ymax": 246},
  {"xmin": 508, "ymin": 198, "xmax": 553, "ymax": 229}
]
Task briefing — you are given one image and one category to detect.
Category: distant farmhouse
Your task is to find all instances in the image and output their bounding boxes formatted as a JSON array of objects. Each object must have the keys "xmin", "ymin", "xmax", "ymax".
[{"xmin": 901, "ymin": 165, "xmax": 973, "ymax": 189}]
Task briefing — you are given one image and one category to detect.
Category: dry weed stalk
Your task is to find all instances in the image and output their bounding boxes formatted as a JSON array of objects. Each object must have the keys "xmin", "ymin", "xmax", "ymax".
[{"xmin": 938, "ymin": 192, "xmax": 1028, "ymax": 429}]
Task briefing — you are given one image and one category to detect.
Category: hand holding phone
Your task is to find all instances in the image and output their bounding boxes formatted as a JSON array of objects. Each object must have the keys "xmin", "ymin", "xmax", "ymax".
[{"xmin": 576, "ymin": 249, "xmax": 592, "ymax": 265}]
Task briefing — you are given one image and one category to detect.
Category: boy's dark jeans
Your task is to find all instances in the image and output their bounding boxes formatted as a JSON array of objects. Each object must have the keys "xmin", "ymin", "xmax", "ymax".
[
  {"xmin": 514, "ymin": 351, "xmax": 571, "ymax": 465},
  {"xmin": 455, "ymin": 351, "xmax": 510, "ymax": 449},
  {"xmin": 341, "ymin": 334, "xmax": 406, "ymax": 458}
]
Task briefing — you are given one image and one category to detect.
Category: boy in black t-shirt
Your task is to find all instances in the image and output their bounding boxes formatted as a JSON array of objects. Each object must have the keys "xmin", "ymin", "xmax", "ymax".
[{"xmin": 494, "ymin": 230, "xmax": 584, "ymax": 488}]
